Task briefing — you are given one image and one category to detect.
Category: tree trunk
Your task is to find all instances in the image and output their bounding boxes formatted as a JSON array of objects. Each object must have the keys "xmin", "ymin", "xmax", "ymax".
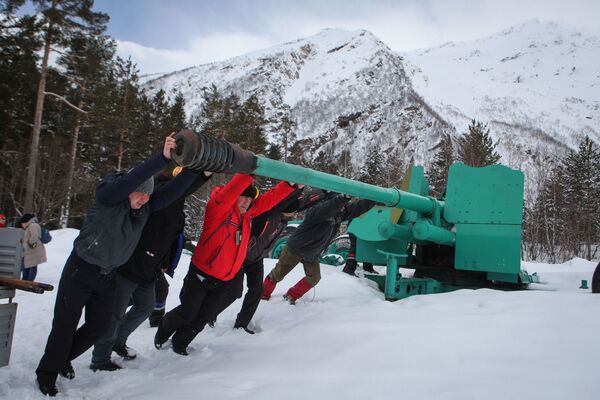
[
  {"xmin": 24, "ymin": 25, "xmax": 53, "ymax": 213},
  {"xmin": 116, "ymin": 83, "xmax": 130, "ymax": 171},
  {"xmin": 60, "ymin": 87, "xmax": 87, "ymax": 228}
]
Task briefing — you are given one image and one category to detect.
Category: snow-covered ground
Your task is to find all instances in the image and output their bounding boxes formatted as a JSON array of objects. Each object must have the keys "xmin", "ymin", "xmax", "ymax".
[{"xmin": 1, "ymin": 229, "xmax": 599, "ymax": 399}]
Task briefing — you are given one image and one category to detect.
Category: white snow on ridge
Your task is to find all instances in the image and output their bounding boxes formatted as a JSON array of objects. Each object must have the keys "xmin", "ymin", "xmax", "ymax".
[{"xmin": 404, "ymin": 19, "xmax": 600, "ymax": 146}]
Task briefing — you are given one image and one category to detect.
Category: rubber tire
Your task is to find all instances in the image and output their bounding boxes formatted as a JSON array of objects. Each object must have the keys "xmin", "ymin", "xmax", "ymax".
[
  {"xmin": 592, "ymin": 262, "xmax": 600, "ymax": 293},
  {"xmin": 325, "ymin": 235, "xmax": 351, "ymax": 265}
]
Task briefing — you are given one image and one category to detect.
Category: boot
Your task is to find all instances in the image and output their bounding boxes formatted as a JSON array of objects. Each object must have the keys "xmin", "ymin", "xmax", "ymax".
[
  {"xmin": 262, "ymin": 275, "xmax": 276, "ymax": 300},
  {"xmin": 148, "ymin": 308, "xmax": 165, "ymax": 328},
  {"xmin": 59, "ymin": 361, "xmax": 75, "ymax": 380},
  {"xmin": 362, "ymin": 262, "xmax": 378, "ymax": 274},
  {"xmin": 234, "ymin": 320, "xmax": 255, "ymax": 334},
  {"xmin": 342, "ymin": 258, "xmax": 357, "ymax": 275},
  {"xmin": 284, "ymin": 277, "xmax": 313, "ymax": 304},
  {"xmin": 112, "ymin": 344, "xmax": 137, "ymax": 360},
  {"xmin": 90, "ymin": 360, "xmax": 122, "ymax": 372},
  {"xmin": 154, "ymin": 324, "xmax": 169, "ymax": 349},
  {"xmin": 172, "ymin": 343, "xmax": 189, "ymax": 356},
  {"xmin": 36, "ymin": 372, "xmax": 58, "ymax": 397}
]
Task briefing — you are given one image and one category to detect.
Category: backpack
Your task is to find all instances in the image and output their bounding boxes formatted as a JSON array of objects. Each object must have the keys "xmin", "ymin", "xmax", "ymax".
[{"xmin": 40, "ymin": 224, "xmax": 52, "ymax": 244}]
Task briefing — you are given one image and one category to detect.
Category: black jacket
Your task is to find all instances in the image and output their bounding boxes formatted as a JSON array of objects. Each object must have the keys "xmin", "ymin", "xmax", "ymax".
[
  {"xmin": 244, "ymin": 188, "xmax": 327, "ymax": 264},
  {"xmin": 287, "ymin": 195, "xmax": 376, "ymax": 262},
  {"xmin": 117, "ymin": 173, "xmax": 211, "ymax": 284},
  {"xmin": 73, "ymin": 153, "xmax": 200, "ymax": 272}
]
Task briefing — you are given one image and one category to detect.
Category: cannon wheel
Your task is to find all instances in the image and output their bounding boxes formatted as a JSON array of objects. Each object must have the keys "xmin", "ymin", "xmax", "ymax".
[
  {"xmin": 269, "ymin": 235, "xmax": 289, "ymax": 259},
  {"xmin": 268, "ymin": 226, "xmax": 298, "ymax": 259},
  {"xmin": 592, "ymin": 262, "xmax": 600, "ymax": 293},
  {"xmin": 325, "ymin": 235, "xmax": 351, "ymax": 266}
]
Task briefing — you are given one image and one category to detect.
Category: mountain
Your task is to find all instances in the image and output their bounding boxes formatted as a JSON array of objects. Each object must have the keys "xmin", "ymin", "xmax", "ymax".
[
  {"xmin": 404, "ymin": 19, "xmax": 600, "ymax": 174},
  {"xmin": 145, "ymin": 21, "xmax": 600, "ymax": 190},
  {"xmin": 145, "ymin": 28, "xmax": 453, "ymax": 174}
]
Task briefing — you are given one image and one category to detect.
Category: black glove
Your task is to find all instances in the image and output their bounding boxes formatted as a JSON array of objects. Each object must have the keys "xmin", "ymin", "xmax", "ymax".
[{"xmin": 336, "ymin": 193, "xmax": 352, "ymax": 203}]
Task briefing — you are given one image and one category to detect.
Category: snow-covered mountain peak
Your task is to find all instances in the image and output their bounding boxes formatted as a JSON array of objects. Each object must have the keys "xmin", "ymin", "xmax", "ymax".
[
  {"xmin": 405, "ymin": 19, "xmax": 599, "ymax": 160},
  {"xmin": 146, "ymin": 21, "xmax": 598, "ymax": 193}
]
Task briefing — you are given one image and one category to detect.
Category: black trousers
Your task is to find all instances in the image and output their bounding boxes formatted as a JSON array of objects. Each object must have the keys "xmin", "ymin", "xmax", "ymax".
[
  {"xmin": 156, "ymin": 263, "xmax": 233, "ymax": 349},
  {"xmin": 36, "ymin": 252, "xmax": 116, "ymax": 380},
  {"xmin": 212, "ymin": 259, "xmax": 264, "ymax": 327},
  {"xmin": 155, "ymin": 271, "xmax": 170, "ymax": 305}
]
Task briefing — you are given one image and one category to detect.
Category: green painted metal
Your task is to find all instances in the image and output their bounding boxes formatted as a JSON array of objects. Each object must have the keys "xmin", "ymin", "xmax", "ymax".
[
  {"xmin": 412, "ymin": 219, "xmax": 455, "ymax": 246},
  {"xmin": 255, "ymin": 157, "xmax": 439, "ymax": 213},
  {"xmin": 251, "ymin": 157, "xmax": 539, "ymax": 300},
  {"xmin": 444, "ymin": 163, "xmax": 524, "ymax": 224}
]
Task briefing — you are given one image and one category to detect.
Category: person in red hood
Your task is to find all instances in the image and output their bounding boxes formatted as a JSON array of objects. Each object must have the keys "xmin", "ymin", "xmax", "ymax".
[
  {"xmin": 0, "ymin": 213, "xmax": 6, "ymax": 228},
  {"xmin": 154, "ymin": 173, "xmax": 296, "ymax": 355}
]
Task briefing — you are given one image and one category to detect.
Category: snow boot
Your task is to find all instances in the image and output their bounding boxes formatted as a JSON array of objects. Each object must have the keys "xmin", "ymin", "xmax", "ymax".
[
  {"xmin": 234, "ymin": 320, "xmax": 255, "ymax": 334},
  {"xmin": 362, "ymin": 262, "xmax": 378, "ymax": 274},
  {"xmin": 36, "ymin": 372, "xmax": 58, "ymax": 397},
  {"xmin": 342, "ymin": 258, "xmax": 357, "ymax": 276},
  {"xmin": 90, "ymin": 360, "xmax": 122, "ymax": 372},
  {"xmin": 172, "ymin": 344, "xmax": 189, "ymax": 356},
  {"xmin": 59, "ymin": 361, "xmax": 75, "ymax": 380},
  {"xmin": 284, "ymin": 277, "xmax": 313, "ymax": 304},
  {"xmin": 154, "ymin": 324, "xmax": 169, "ymax": 349},
  {"xmin": 113, "ymin": 344, "xmax": 137, "ymax": 360},
  {"xmin": 262, "ymin": 275, "xmax": 276, "ymax": 300},
  {"xmin": 149, "ymin": 308, "xmax": 165, "ymax": 328}
]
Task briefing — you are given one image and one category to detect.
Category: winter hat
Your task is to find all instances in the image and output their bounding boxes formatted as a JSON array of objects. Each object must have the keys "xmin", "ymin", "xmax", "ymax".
[
  {"xmin": 134, "ymin": 177, "xmax": 154, "ymax": 195},
  {"xmin": 241, "ymin": 185, "xmax": 260, "ymax": 200},
  {"xmin": 19, "ymin": 213, "xmax": 35, "ymax": 225}
]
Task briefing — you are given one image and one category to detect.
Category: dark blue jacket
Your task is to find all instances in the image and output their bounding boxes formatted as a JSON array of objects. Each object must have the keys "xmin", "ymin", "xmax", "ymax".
[{"xmin": 73, "ymin": 153, "xmax": 198, "ymax": 272}]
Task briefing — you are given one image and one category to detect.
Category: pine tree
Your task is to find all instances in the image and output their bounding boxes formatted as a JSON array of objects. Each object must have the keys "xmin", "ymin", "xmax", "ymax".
[
  {"xmin": 113, "ymin": 57, "xmax": 143, "ymax": 170},
  {"xmin": 0, "ymin": 12, "xmax": 41, "ymax": 216},
  {"xmin": 17, "ymin": 0, "xmax": 109, "ymax": 212},
  {"xmin": 57, "ymin": 32, "xmax": 116, "ymax": 227},
  {"xmin": 428, "ymin": 134, "xmax": 454, "ymax": 195},
  {"xmin": 381, "ymin": 147, "xmax": 405, "ymax": 188},
  {"xmin": 456, "ymin": 120, "xmax": 500, "ymax": 167},
  {"xmin": 359, "ymin": 145, "xmax": 386, "ymax": 186},
  {"xmin": 196, "ymin": 86, "xmax": 268, "ymax": 154},
  {"xmin": 561, "ymin": 136, "xmax": 600, "ymax": 260},
  {"xmin": 273, "ymin": 104, "xmax": 297, "ymax": 162}
]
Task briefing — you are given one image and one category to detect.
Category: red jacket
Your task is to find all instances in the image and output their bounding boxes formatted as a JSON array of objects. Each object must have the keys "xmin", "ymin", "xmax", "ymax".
[{"xmin": 192, "ymin": 174, "xmax": 295, "ymax": 281}]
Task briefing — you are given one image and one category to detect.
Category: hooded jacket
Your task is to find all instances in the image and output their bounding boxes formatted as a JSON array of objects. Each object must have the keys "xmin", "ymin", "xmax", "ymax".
[
  {"xmin": 287, "ymin": 196, "xmax": 376, "ymax": 262},
  {"xmin": 244, "ymin": 188, "xmax": 327, "ymax": 265},
  {"xmin": 191, "ymin": 174, "xmax": 295, "ymax": 281},
  {"xmin": 117, "ymin": 172, "xmax": 210, "ymax": 284},
  {"xmin": 73, "ymin": 153, "xmax": 198, "ymax": 273}
]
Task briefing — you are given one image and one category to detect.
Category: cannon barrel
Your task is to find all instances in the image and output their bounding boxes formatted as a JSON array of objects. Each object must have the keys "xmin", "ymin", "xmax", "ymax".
[
  {"xmin": 254, "ymin": 157, "xmax": 438, "ymax": 213},
  {"xmin": 170, "ymin": 129, "xmax": 440, "ymax": 214}
]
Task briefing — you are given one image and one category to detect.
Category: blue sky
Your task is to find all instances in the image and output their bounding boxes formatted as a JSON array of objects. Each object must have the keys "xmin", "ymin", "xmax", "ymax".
[{"xmin": 90, "ymin": 0, "xmax": 600, "ymax": 75}]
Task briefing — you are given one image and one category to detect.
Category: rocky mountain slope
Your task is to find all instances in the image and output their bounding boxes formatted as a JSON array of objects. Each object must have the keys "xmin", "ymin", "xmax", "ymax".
[{"xmin": 145, "ymin": 21, "xmax": 599, "ymax": 190}]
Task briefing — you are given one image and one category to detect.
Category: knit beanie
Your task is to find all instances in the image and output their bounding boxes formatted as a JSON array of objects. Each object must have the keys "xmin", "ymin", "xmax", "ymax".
[
  {"xmin": 134, "ymin": 177, "xmax": 154, "ymax": 195},
  {"xmin": 241, "ymin": 185, "xmax": 259, "ymax": 200},
  {"xmin": 19, "ymin": 213, "xmax": 35, "ymax": 225}
]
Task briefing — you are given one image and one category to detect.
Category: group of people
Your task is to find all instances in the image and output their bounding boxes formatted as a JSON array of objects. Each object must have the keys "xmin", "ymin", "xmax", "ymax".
[{"xmin": 32, "ymin": 134, "xmax": 377, "ymax": 396}]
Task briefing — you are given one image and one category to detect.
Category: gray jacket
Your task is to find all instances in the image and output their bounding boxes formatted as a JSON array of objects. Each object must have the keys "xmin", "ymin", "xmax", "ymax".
[{"xmin": 74, "ymin": 153, "xmax": 198, "ymax": 273}]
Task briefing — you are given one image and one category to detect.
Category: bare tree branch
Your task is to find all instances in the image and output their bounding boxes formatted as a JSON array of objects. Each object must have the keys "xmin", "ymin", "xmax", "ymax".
[{"xmin": 44, "ymin": 91, "xmax": 89, "ymax": 113}]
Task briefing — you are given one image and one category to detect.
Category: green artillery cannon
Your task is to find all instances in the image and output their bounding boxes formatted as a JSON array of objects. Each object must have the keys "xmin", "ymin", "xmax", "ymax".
[{"xmin": 172, "ymin": 130, "xmax": 539, "ymax": 300}]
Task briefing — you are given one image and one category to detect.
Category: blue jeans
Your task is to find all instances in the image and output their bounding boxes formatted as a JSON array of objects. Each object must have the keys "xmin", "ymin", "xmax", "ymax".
[
  {"xmin": 92, "ymin": 273, "xmax": 155, "ymax": 364},
  {"xmin": 22, "ymin": 265, "xmax": 38, "ymax": 281}
]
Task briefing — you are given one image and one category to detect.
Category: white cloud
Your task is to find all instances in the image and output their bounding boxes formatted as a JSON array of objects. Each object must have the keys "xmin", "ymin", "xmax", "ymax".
[
  {"xmin": 116, "ymin": 32, "xmax": 275, "ymax": 75},
  {"xmin": 115, "ymin": 0, "xmax": 600, "ymax": 75}
]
